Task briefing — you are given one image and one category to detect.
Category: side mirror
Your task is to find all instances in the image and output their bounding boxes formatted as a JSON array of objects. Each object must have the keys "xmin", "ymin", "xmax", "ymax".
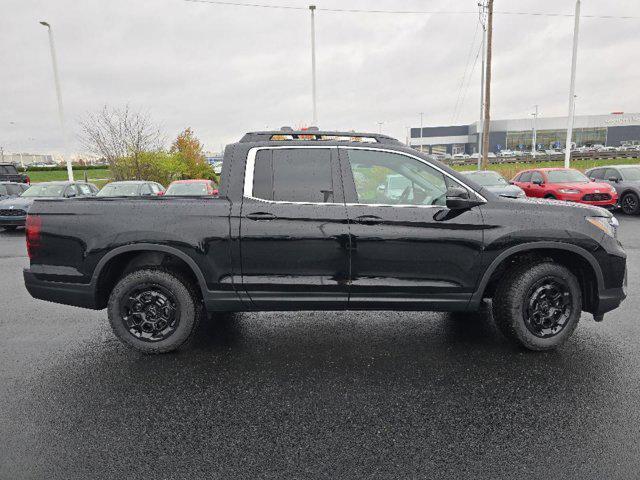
[
  {"xmin": 608, "ymin": 177, "xmax": 620, "ymax": 183},
  {"xmin": 532, "ymin": 179, "xmax": 544, "ymax": 186},
  {"xmin": 590, "ymin": 178, "xmax": 596, "ymax": 182},
  {"xmin": 66, "ymin": 191, "xmax": 76, "ymax": 198},
  {"xmin": 446, "ymin": 187, "xmax": 483, "ymax": 210}
]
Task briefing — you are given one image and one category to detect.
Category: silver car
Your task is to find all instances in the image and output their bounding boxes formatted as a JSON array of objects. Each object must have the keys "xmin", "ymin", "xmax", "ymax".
[
  {"xmin": 460, "ymin": 170, "xmax": 526, "ymax": 198},
  {"xmin": 585, "ymin": 164, "xmax": 640, "ymax": 214}
]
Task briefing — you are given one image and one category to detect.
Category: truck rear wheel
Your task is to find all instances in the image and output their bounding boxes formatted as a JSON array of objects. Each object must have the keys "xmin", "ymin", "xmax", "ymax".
[
  {"xmin": 492, "ymin": 261, "xmax": 582, "ymax": 351},
  {"xmin": 107, "ymin": 268, "xmax": 201, "ymax": 354}
]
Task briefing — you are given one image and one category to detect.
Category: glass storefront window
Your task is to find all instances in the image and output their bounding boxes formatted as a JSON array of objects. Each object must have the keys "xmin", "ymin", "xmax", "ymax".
[{"xmin": 506, "ymin": 128, "xmax": 606, "ymax": 150}]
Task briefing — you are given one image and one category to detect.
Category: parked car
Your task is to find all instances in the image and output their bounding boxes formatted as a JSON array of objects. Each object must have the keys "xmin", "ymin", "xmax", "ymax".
[
  {"xmin": 460, "ymin": 170, "xmax": 525, "ymax": 198},
  {"xmin": 23, "ymin": 129, "xmax": 626, "ymax": 354},
  {"xmin": 0, "ymin": 163, "xmax": 29, "ymax": 184},
  {"xmin": 511, "ymin": 168, "xmax": 618, "ymax": 208},
  {"xmin": 497, "ymin": 150, "xmax": 514, "ymax": 157},
  {"xmin": 165, "ymin": 179, "xmax": 218, "ymax": 196},
  {"xmin": 586, "ymin": 165, "xmax": 640, "ymax": 215},
  {"xmin": 452, "ymin": 153, "xmax": 470, "ymax": 160},
  {"xmin": 0, "ymin": 181, "xmax": 97, "ymax": 231},
  {"xmin": 97, "ymin": 181, "xmax": 165, "ymax": 197},
  {"xmin": 0, "ymin": 182, "xmax": 29, "ymax": 200}
]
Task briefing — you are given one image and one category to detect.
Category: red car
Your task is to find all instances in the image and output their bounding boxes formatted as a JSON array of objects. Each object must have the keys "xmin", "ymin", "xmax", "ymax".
[
  {"xmin": 164, "ymin": 179, "xmax": 218, "ymax": 196},
  {"xmin": 511, "ymin": 168, "xmax": 618, "ymax": 208}
]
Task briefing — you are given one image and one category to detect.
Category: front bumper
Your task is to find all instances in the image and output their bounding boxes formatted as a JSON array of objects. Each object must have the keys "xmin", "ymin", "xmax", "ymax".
[
  {"xmin": 556, "ymin": 193, "xmax": 617, "ymax": 207},
  {"xmin": 0, "ymin": 215, "xmax": 26, "ymax": 227},
  {"xmin": 23, "ymin": 269, "xmax": 98, "ymax": 309}
]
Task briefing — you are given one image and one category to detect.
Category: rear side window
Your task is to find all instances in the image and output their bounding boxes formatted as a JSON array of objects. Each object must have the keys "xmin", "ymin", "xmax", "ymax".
[
  {"xmin": 588, "ymin": 169, "xmax": 604, "ymax": 180},
  {"xmin": 251, "ymin": 148, "xmax": 333, "ymax": 203},
  {"xmin": 0, "ymin": 185, "xmax": 6, "ymax": 195},
  {"xmin": 519, "ymin": 171, "xmax": 532, "ymax": 182}
]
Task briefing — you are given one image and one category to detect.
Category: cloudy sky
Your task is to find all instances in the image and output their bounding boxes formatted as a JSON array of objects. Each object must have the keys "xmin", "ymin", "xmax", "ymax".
[{"xmin": 1, "ymin": 0, "xmax": 639, "ymax": 155}]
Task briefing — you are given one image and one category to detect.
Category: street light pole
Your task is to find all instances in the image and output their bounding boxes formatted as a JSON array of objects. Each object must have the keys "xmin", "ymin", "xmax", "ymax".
[
  {"xmin": 309, "ymin": 5, "xmax": 318, "ymax": 126},
  {"xmin": 419, "ymin": 112, "xmax": 424, "ymax": 152},
  {"xmin": 377, "ymin": 121, "xmax": 384, "ymax": 134},
  {"xmin": 40, "ymin": 21, "xmax": 73, "ymax": 181},
  {"xmin": 564, "ymin": 0, "xmax": 581, "ymax": 168},
  {"xmin": 477, "ymin": 1, "xmax": 487, "ymax": 170},
  {"xmin": 531, "ymin": 104, "xmax": 538, "ymax": 157}
]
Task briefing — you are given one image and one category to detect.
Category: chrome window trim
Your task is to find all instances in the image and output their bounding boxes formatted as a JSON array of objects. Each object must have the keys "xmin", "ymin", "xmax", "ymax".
[{"xmin": 243, "ymin": 145, "xmax": 487, "ymax": 207}]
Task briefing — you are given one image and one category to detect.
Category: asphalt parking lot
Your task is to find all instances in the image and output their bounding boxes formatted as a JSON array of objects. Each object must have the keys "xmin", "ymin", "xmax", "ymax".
[{"xmin": 1, "ymin": 218, "xmax": 639, "ymax": 480}]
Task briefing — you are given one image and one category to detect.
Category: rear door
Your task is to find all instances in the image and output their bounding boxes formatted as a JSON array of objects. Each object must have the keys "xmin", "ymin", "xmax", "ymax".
[
  {"xmin": 239, "ymin": 146, "xmax": 350, "ymax": 309},
  {"xmin": 339, "ymin": 147, "xmax": 485, "ymax": 309}
]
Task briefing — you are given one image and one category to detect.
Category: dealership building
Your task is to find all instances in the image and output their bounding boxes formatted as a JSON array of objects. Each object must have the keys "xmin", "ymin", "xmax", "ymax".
[{"xmin": 410, "ymin": 113, "xmax": 640, "ymax": 155}]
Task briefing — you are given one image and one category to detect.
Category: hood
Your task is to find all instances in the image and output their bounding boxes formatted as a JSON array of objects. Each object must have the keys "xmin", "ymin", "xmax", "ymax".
[
  {"xmin": 0, "ymin": 196, "xmax": 37, "ymax": 211},
  {"xmin": 485, "ymin": 184, "xmax": 525, "ymax": 198},
  {"xmin": 517, "ymin": 196, "xmax": 613, "ymax": 217},
  {"xmin": 552, "ymin": 181, "xmax": 615, "ymax": 194}
]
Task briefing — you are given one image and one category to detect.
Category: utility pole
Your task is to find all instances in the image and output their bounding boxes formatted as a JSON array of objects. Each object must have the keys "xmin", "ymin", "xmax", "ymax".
[
  {"xmin": 0, "ymin": 146, "xmax": 4, "ymax": 163},
  {"xmin": 481, "ymin": 0, "xmax": 494, "ymax": 170},
  {"xmin": 419, "ymin": 112, "xmax": 424, "ymax": 152},
  {"xmin": 309, "ymin": 5, "xmax": 318, "ymax": 126},
  {"xmin": 40, "ymin": 21, "xmax": 73, "ymax": 181},
  {"xmin": 405, "ymin": 126, "xmax": 410, "ymax": 146},
  {"xmin": 377, "ymin": 121, "xmax": 384, "ymax": 134},
  {"xmin": 477, "ymin": 1, "xmax": 487, "ymax": 170},
  {"xmin": 531, "ymin": 105, "xmax": 538, "ymax": 157},
  {"xmin": 564, "ymin": 0, "xmax": 580, "ymax": 168}
]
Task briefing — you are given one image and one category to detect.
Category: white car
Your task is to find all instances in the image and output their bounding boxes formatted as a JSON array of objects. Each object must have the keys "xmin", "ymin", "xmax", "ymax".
[
  {"xmin": 497, "ymin": 150, "xmax": 514, "ymax": 157},
  {"xmin": 452, "ymin": 153, "xmax": 470, "ymax": 159}
]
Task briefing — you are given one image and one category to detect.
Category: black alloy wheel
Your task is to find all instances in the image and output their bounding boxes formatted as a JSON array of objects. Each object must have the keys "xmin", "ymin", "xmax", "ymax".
[
  {"xmin": 121, "ymin": 284, "xmax": 179, "ymax": 342},
  {"xmin": 522, "ymin": 276, "xmax": 572, "ymax": 338},
  {"xmin": 621, "ymin": 192, "xmax": 640, "ymax": 215}
]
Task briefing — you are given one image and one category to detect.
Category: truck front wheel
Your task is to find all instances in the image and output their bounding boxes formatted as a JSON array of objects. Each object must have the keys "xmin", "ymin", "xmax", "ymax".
[
  {"xmin": 492, "ymin": 262, "xmax": 582, "ymax": 351},
  {"xmin": 107, "ymin": 268, "xmax": 201, "ymax": 354}
]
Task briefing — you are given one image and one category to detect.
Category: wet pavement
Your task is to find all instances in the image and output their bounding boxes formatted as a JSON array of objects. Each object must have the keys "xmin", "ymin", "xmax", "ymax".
[{"xmin": 1, "ymin": 217, "xmax": 639, "ymax": 479}]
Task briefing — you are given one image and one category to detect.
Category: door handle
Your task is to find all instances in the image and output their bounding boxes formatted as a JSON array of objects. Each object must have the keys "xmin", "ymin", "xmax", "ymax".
[
  {"xmin": 354, "ymin": 215, "xmax": 382, "ymax": 225},
  {"xmin": 246, "ymin": 212, "xmax": 277, "ymax": 221}
]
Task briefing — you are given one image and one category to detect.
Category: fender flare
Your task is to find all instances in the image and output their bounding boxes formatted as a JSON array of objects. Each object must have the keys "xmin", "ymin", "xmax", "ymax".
[
  {"xmin": 90, "ymin": 243, "xmax": 209, "ymax": 295},
  {"xmin": 470, "ymin": 241, "xmax": 604, "ymax": 307}
]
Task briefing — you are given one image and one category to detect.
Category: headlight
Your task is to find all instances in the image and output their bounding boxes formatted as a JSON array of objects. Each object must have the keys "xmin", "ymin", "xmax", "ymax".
[
  {"xmin": 559, "ymin": 188, "xmax": 580, "ymax": 194},
  {"xmin": 586, "ymin": 216, "xmax": 618, "ymax": 238}
]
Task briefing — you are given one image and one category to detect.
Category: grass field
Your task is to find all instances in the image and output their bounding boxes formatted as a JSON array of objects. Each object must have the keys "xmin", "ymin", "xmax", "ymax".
[
  {"xmin": 451, "ymin": 157, "xmax": 640, "ymax": 180},
  {"xmin": 29, "ymin": 168, "xmax": 111, "ymax": 188}
]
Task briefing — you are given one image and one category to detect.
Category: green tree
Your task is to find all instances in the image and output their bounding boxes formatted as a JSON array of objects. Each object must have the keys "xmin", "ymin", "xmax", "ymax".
[{"xmin": 170, "ymin": 128, "xmax": 218, "ymax": 182}]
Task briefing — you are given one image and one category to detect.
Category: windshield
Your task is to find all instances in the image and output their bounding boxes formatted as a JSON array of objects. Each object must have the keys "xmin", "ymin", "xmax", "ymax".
[
  {"xmin": 165, "ymin": 182, "xmax": 209, "ymax": 196},
  {"xmin": 21, "ymin": 184, "xmax": 66, "ymax": 197},
  {"xmin": 464, "ymin": 171, "xmax": 508, "ymax": 186},
  {"xmin": 621, "ymin": 167, "xmax": 640, "ymax": 181},
  {"xmin": 97, "ymin": 183, "xmax": 141, "ymax": 197},
  {"xmin": 0, "ymin": 165, "xmax": 18, "ymax": 175},
  {"xmin": 546, "ymin": 170, "xmax": 589, "ymax": 183}
]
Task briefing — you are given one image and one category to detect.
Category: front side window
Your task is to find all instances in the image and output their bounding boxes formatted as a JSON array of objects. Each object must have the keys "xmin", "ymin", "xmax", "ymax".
[
  {"xmin": 77, "ymin": 184, "xmax": 93, "ymax": 196},
  {"xmin": 588, "ymin": 169, "xmax": 604, "ymax": 180},
  {"xmin": 345, "ymin": 149, "xmax": 460, "ymax": 206},
  {"xmin": 604, "ymin": 168, "xmax": 621, "ymax": 181},
  {"xmin": 519, "ymin": 171, "xmax": 532, "ymax": 183},
  {"xmin": 251, "ymin": 148, "xmax": 333, "ymax": 203},
  {"xmin": 531, "ymin": 172, "xmax": 544, "ymax": 184}
]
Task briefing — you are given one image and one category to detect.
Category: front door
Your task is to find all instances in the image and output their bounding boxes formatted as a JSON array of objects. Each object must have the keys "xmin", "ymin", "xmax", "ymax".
[
  {"xmin": 239, "ymin": 146, "xmax": 350, "ymax": 309},
  {"xmin": 339, "ymin": 147, "xmax": 485, "ymax": 310}
]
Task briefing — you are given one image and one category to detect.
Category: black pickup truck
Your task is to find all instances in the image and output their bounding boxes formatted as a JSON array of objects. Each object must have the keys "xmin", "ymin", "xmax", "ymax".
[
  {"xmin": 0, "ymin": 163, "xmax": 29, "ymax": 184},
  {"xmin": 23, "ymin": 130, "xmax": 627, "ymax": 353}
]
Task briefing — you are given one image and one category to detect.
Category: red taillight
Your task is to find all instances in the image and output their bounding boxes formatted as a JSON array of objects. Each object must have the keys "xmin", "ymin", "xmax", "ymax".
[
  {"xmin": 26, "ymin": 215, "xmax": 42, "ymax": 260},
  {"xmin": 157, "ymin": 191, "xmax": 165, "ymax": 196},
  {"xmin": 25, "ymin": 176, "xmax": 30, "ymax": 184},
  {"xmin": 212, "ymin": 189, "xmax": 219, "ymax": 196}
]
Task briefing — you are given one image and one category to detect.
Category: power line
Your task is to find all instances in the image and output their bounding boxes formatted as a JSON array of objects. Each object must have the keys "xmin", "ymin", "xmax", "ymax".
[
  {"xmin": 455, "ymin": 39, "xmax": 483, "ymax": 125},
  {"xmin": 183, "ymin": 0, "xmax": 640, "ymax": 20},
  {"xmin": 451, "ymin": 19, "xmax": 480, "ymax": 124}
]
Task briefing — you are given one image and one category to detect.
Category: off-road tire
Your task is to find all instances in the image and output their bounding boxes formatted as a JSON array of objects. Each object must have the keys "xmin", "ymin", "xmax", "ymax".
[
  {"xmin": 107, "ymin": 268, "xmax": 202, "ymax": 354},
  {"xmin": 493, "ymin": 261, "xmax": 582, "ymax": 351}
]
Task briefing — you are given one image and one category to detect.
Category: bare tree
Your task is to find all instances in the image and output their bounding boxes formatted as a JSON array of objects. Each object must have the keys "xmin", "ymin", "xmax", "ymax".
[{"xmin": 79, "ymin": 105, "xmax": 163, "ymax": 179}]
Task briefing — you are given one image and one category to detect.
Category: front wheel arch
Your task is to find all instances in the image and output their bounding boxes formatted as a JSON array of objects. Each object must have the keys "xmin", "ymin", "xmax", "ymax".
[{"xmin": 472, "ymin": 244, "xmax": 603, "ymax": 313}]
